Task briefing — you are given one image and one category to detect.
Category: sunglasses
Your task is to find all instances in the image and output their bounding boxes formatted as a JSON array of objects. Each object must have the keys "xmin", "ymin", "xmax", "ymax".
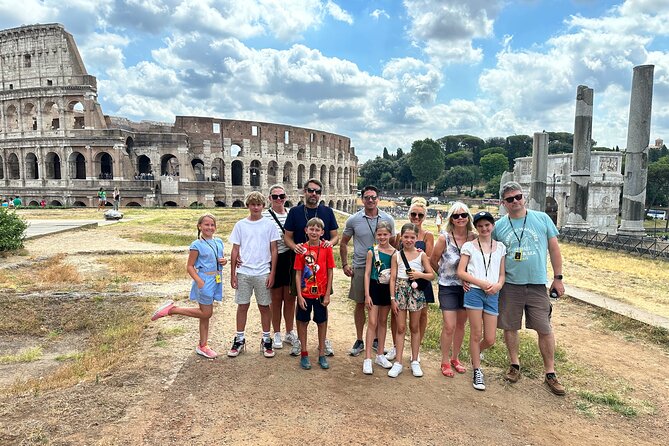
[
  {"xmin": 451, "ymin": 213, "xmax": 469, "ymax": 220},
  {"xmin": 410, "ymin": 212, "xmax": 425, "ymax": 219},
  {"xmin": 306, "ymin": 187, "xmax": 322, "ymax": 195},
  {"xmin": 503, "ymin": 194, "xmax": 523, "ymax": 203},
  {"xmin": 363, "ymin": 196, "xmax": 378, "ymax": 201},
  {"xmin": 271, "ymin": 194, "xmax": 286, "ymax": 200}
]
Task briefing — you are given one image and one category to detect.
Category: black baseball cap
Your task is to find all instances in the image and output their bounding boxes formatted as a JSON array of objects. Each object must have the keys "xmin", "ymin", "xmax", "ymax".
[{"xmin": 473, "ymin": 211, "xmax": 495, "ymax": 225}]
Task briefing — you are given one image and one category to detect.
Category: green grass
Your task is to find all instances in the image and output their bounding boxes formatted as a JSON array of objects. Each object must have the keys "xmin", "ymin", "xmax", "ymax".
[
  {"xmin": 592, "ymin": 308, "xmax": 669, "ymax": 351},
  {"xmin": 0, "ymin": 346, "xmax": 43, "ymax": 364},
  {"xmin": 136, "ymin": 232, "xmax": 194, "ymax": 246},
  {"xmin": 55, "ymin": 352, "xmax": 84, "ymax": 362},
  {"xmin": 576, "ymin": 391, "xmax": 638, "ymax": 417}
]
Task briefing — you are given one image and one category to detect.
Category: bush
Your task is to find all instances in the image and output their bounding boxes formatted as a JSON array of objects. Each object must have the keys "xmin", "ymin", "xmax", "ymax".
[{"xmin": 0, "ymin": 208, "xmax": 28, "ymax": 251}]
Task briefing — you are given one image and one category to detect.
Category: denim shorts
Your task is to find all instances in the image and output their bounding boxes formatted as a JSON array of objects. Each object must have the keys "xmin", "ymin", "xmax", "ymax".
[
  {"xmin": 464, "ymin": 287, "xmax": 499, "ymax": 316},
  {"xmin": 296, "ymin": 297, "xmax": 328, "ymax": 324},
  {"xmin": 438, "ymin": 285, "xmax": 465, "ymax": 311}
]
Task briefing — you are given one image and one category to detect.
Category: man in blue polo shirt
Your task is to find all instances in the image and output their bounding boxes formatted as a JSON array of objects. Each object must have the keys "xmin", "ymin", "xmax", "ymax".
[{"xmin": 493, "ymin": 181, "xmax": 565, "ymax": 396}]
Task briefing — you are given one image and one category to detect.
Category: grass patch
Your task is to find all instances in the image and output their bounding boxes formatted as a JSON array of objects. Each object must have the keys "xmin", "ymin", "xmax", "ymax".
[
  {"xmin": 576, "ymin": 391, "xmax": 638, "ymax": 417},
  {"xmin": 0, "ymin": 346, "xmax": 43, "ymax": 364},
  {"xmin": 591, "ymin": 307, "xmax": 669, "ymax": 351},
  {"xmin": 136, "ymin": 232, "xmax": 194, "ymax": 246},
  {"xmin": 0, "ymin": 254, "xmax": 82, "ymax": 292},
  {"xmin": 55, "ymin": 352, "xmax": 84, "ymax": 362},
  {"xmin": 98, "ymin": 253, "xmax": 185, "ymax": 282}
]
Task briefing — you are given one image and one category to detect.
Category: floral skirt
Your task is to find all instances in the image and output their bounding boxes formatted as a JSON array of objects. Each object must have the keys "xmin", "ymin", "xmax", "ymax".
[{"xmin": 395, "ymin": 279, "xmax": 426, "ymax": 312}]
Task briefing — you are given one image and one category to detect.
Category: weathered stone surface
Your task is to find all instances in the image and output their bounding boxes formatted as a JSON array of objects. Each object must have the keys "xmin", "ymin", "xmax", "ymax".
[
  {"xmin": 0, "ymin": 24, "xmax": 357, "ymax": 210},
  {"xmin": 565, "ymin": 85, "xmax": 593, "ymax": 229},
  {"xmin": 528, "ymin": 132, "xmax": 548, "ymax": 212}
]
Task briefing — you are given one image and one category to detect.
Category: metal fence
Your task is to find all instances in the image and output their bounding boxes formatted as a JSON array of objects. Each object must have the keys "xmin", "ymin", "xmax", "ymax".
[{"xmin": 559, "ymin": 228, "xmax": 669, "ymax": 260}]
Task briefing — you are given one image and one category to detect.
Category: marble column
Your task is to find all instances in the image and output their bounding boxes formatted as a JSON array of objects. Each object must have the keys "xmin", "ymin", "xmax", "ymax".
[
  {"xmin": 619, "ymin": 65, "xmax": 654, "ymax": 236},
  {"xmin": 528, "ymin": 132, "xmax": 548, "ymax": 211},
  {"xmin": 498, "ymin": 170, "xmax": 514, "ymax": 216},
  {"xmin": 566, "ymin": 85, "xmax": 593, "ymax": 228}
]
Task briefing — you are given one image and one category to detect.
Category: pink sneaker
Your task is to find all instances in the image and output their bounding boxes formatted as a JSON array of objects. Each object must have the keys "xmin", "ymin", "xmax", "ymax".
[
  {"xmin": 195, "ymin": 344, "xmax": 218, "ymax": 359},
  {"xmin": 151, "ymin": 300, "xmax": 174, "ymax": 321}
]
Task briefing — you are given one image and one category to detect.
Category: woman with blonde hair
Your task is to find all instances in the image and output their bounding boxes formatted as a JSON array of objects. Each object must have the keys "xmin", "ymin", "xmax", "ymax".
[{"xmin": 429, "ymin": 202, "xmax": 476, "ymax": 377}]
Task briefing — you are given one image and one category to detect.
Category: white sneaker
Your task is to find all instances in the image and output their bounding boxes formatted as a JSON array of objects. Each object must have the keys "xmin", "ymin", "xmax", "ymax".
[
  {"xmin": 384, "ymin": 346, "xmax": 397, "ymax": 361},
  {"xmin": 375, "ymin": 354, "xmax": 393, "ymax": 369},
  {"xmin": 325, "ymin": 339, "xmax": 334, "ymax": 356},
  {"xmin": 284, "ymin": 330, "xmax": 297, "ymax": 346},
  {"xmin": 473, "ymin": 368, "xmax": 486, "ymax": 390},
  {"xmin": 411, "ymin": 360, "xmax": 423, "ymax": 377},
  {"xmin": 388, "ymin": 362, "xmax": 403, "ymax": 378},
  {"xmin": 362, "ymin": 358, "xmax": 373, "ymax": 375},
  {"xmin": 416, "ymin": 354, "xmax": 421, "ymax": 363},
  {"xmin": 273, "ymin": 332, "xmax": 283, "ymax": 349},
  {"xmin": 290, "ymin": 339, "xmax": 301, "ymax": 356}
]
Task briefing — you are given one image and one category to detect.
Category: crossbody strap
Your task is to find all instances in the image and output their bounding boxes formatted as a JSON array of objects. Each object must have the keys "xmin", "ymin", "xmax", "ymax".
[
  {"xmin": 399, "ymin": 250, "xmax": 411, "ymax": 271},
  {"xmin": 268, "ymin": 209, "xmax": 285, "ymax": 233}
]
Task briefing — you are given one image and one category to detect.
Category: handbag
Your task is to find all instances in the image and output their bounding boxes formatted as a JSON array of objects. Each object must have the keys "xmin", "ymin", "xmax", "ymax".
[
  {"xmin": 373, "ymin": 245, "xmax": 393, "ymax": 284},
  {"xmin": 399, "ymin": 250, "xmax": 430, "ymax": 291}
]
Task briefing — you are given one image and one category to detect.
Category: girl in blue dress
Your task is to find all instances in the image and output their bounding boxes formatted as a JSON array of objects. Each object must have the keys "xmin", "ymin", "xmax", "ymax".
[{"xmin": 152, "ymin": 213, "xmax": 227, "ymax": 359}]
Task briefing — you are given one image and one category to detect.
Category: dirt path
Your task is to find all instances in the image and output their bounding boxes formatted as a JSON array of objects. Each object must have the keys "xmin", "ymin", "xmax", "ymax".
[{"xmin": 1, "ymin": 225, "xmax": 668, "ymax": 445}]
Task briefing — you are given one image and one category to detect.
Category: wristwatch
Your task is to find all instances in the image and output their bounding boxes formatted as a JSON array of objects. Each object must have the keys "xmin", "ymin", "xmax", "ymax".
[{"xmin": 554, "ymin": 274, "xmax": 563, "ymax": 280}]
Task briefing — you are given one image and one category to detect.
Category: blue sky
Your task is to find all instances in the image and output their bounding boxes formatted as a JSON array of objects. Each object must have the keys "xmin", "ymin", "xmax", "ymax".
[{"xmin": 2, "ymin": 0, "xmax": 668, "ymax": 161}]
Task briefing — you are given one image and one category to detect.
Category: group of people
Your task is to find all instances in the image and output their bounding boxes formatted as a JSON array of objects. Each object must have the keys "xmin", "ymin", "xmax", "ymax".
[
  {"xmin": 97, "ymin": 187, "xmax": 121, "ymax": 211},
  {"xmin": 152, "ymin": 178, "xmax": 566, "ymax": 395},
  {"xmin": 1, "ymin": 196, "xmax": 23, "ymax": 208}
]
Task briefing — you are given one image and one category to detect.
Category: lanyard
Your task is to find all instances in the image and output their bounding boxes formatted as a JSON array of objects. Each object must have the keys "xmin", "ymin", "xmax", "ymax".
[
  {"xmin": 450, "ymin": 231, "xmax": 463, "ymax": 254},
  {"xmin": 303, "ymin": 204, "xmax": 319, "ymax": 223},
  {"xmin": 477, "ymin": 238, "xmax": 493, "ymax": 278},
  {"xmin": 508, "ymin": 212, "xmax": 528, "ymax": 247},
  {"xmin": 203, "ymin": 238, "xmax": 221, "ymax": 271},
  {"xmin": 365, "ymin": 216, "xmax": 379, "ymax": 239}
]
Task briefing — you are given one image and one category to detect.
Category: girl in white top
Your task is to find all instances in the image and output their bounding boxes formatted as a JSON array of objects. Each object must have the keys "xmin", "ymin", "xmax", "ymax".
[
  {"xmin": 457, "ymin": 211, "xmax": 506, "ymax": 391},
  {"xmin": 388, "ymin": 223, "xmax": 434, "ymax": 379}
]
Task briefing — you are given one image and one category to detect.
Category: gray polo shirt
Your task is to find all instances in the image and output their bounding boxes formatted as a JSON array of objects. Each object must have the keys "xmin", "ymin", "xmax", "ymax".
[{"xmin": 343, "ymin": 209, "xmax": 396, "ymax": 268}]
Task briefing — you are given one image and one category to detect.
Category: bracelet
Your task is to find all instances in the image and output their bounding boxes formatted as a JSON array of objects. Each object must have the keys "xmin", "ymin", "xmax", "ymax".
[{"xmin": 342, "ymin": 263, "xmax": 348, "ymax": 267}]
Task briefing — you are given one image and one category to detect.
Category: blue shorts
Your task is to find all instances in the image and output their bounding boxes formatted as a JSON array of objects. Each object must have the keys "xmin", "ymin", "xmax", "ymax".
[
  {"xmin": 296, "ymin": 297, "xmax": 328, "ymax": 324},
  {"xmin": 464, "ymin": 288, "xmax": 499, "ymax": 316},
  {"xmin": 189, "ymin": 272, "xmax": 223, "ymax": 305}
]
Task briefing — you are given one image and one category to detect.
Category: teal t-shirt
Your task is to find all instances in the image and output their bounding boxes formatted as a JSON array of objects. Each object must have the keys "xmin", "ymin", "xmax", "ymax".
[{"xmin": 492, "ymin": 210, "xmax": 559, "ymax": 285}]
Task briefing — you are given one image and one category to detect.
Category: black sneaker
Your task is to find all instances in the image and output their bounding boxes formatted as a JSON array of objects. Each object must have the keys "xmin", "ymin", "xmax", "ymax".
[
  {"xmin": 262, "ymin": 337, "xmax": 275, "ymax": 358},
  {"xmin": 372, "ymin": 338, "xmax": 379, "ymax": 352},
  {"xmin": 227, "ymin": 337, "xmax": 246, "ymax": 357},
  {"xmin": 349, "ymin": 339, "xmax": 364, "ymax": 356}
]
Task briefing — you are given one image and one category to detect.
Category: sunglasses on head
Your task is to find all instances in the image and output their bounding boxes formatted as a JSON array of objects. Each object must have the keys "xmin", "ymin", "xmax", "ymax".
[
  {"xmin": 306, "ymin": 187, "xmax": 322, "ymax": 194},
  {"xmin": 410, "ymin": 212, "xmax": 425, "ymax": 219},
  {"xmin": 503, "ymin": 193, "xmax": 523, "ymax": 203},
  {"xmin": 363, "ymin": 195, "xmax": 377, "ymax": 201},
  {"xmin": 271, "ymin": 194, "xmax": 286, "ymax": 200},
  {"xmin": 451, "ymin": 213, "xmax": 469, "ymax": 220}
]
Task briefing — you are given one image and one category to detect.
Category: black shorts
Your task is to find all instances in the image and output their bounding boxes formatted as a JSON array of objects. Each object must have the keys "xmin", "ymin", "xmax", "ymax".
[
  {"xmin": 368, "ymin": 279, "xmax": 391, "ymax": 306},
  {"xmin": 438, "ymin": 285, "xmax": 465, "ymax": 311},
  {"xmin": 296, "ymin": 297, "xmax": 328, "ymax": 324},
  {"xmin": 272, "ymin": 250, "xmax": 294, "ymax": 289},
  {"xmin": 423, "ymin": 280, "xmax": 435, "ymax": 304}
]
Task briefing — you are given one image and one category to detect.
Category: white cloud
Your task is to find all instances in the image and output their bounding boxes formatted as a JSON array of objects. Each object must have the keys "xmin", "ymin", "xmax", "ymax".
[
  {"xmin": 325, "ymin": 1, "xmax": 353, "ymax": 24},
  {"xmin": 370, "ymin": 9, "xmax": 390, "ymax": 20}
]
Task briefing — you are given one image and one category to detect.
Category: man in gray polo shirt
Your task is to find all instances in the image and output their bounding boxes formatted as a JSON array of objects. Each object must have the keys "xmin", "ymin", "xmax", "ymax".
[{"xmin": 340, "ymin": 185, "xmax": 396, "ymax": 356}]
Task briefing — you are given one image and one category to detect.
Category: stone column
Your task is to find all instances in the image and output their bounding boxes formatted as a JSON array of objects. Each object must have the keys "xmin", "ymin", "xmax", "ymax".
[
  {"xmin": 566, "ymin": 85, "xmax": 593, "ymax": 229},
  {"xmin": 498, "ymin": 171, "xmax": 514, "ymax": 216},
  {"xmin": 528, "ymin": 132, "xmax": 549, "ymax": 211},
  {"xmin": 619, "ymin": 65, "xmax": 654, "ymax": 236}
]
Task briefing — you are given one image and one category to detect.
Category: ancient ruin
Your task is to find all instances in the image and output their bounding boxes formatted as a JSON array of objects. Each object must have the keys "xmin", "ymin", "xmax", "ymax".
[{"xmin": 0, "ymin": 24, "xmax": 358, "ymax": 210}]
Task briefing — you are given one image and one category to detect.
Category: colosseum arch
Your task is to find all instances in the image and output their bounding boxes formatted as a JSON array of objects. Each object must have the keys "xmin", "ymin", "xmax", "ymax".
[
  {"xmin": 320, "ymin": 165, "xmax": 327, "ymax": 185},
  {"xmin": 25, "ymin": 152, "xmax": 39, "ymax": 179},
  {"xmin": 267, "ymin": 160, "xmax": 278, "ymax": 185},
  {"xmin": 309, "ymin": 163, "xmax": 317, "ymax": 179},
  {"xmin": 231, "ymin": 160, "xmax": 243, "ymax": 185},
  {"xmin": 344, "ymin": 167, "xmax": 349, "ymax": 192},
  {"xmin": 126, "ymin": 201, "xmax": 141, "ymax": 207},
  {"xmin": 29, "ymin": 200, "xmax": 39, "ymax": 206},
  {"xmin": 231, "ymin": 143, "xmax": 243, "ymax": 157},
  {"xmin": 161, "ymin": 154, "xmax": 179, "ymax": 176},
  {"xmin": 163, "ymin": 201, "xmax": 178, "ymax": 207},
  {"xmin": 250, "ymin": 160, "xmax": 261, "ymax": 187},
  {"xmin": 337, "ymin": 167, "xmax": 343, "ymax": 191},
  {"xmin": 297, "ymin": 148, "xmax": 305, "ymax": 161},
  {"xmin": 192, "ymin": 158, "xmax": 205, "ymax": 181},
  {"xmin": 212, "ymin": 157, "xmax": 224, "ymax": 182},
  {"xmin": 43, "ymin": 101, "xmax": 59, "ymax": 130},
  {"xmin": 23, "ymin": 102, "xmax": 37, "ymax": 131},
  {"xmin": 96, "ymin": 152, "xmax": 114, "ymax": 178},
  {"xmin": 73, "ymin": 201, "xmax": 86, "ymax": 207},
  {"xmin": 329, "ymin": 165, "xmax": 335, "ymax": 187},
  {"xmin": 297, "ymin": 164, "xmax": 306, "ymax": 188},
  {"xmin": 283, "ymin": 162, "xmax": 293, "ymax": 185},
  {"xmin": 45, "ymin": 152, "xmax": 62, "ymax": 179},
  {"xmin": 138, "ymin": 154, "xmax": 152, "ymax": 174},
  {"xmin": 50, "ymin": 200, "xmax": 62, "ymax": 206},
  {"xmin": 69, "ymin": 152, "xmax": 86, "ymax": 179},
  {"xmin": 8, "ymin": 153, "xmax": 20, "ymax": 179},
  {"xmin": 232, "ymin": 199, "xmax": 244, "ymax": 208},
  {"xmin": 67, "ymin": 100, "xmax": 85, "ymax": 129},
  {"xmin": 328, "ymin": 200, "xmax": 334, "ymax": 208},
  {"xmin": 6, "ymin": 104, "xmax": 18, "ymax": 132},
  {"xmin": 336, "ymin": 199, "xmax": 342, "ymax": 210}
]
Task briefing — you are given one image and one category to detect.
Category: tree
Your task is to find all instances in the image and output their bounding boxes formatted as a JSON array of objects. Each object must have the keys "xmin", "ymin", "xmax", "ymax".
[
  {"xmin": 434, "ymin": 166, "xmax": 475, "ymax": 195},
  {"xmin": 486, "ymin": 136, "xmax": 506, "ymax": 148},
  {"xmin": 480, "ymin": 153, "xmax": 509, "ymax": 181},
  {"xmin": 382, "ymin": 147, "xmax": 391, "ymax": 159},
  {"xmin": 395, "ymin": 147, "xmax": 405, "ymax": 159},
  {"xmin": 445, "ymin": 151, "xmax": 473, "ymax": 169},
  {"xmin": 486, "ymin": 174, "xmax": 502, "ymax": 196},
  {"xmin": 460, "ymin": 136, "xmax": 485, "ymax": 164},
  {"xmin": 480, "ymin": 146, "xmax": 506, "ymax": 158},
  {"xmin": 359, "ymin": 157, "xmax": 396, "ymax": 187},
  {"xmin": 408, "ymin": 138, "xmax": 444, "ymax": 187},
  {"xmin": 647, "ymin": 156, "xmax": 669, "ymax": 208},
  {"xmin": 505, "ymin": 135, "xmax": 532, "ymax": 166},
  {"xmin": 0, "ymin": 208, "xmax": 27, "ymax": 251},
  {"xmin": 395, "ymin": 156, "xmax": 414, "ymax": 187}
]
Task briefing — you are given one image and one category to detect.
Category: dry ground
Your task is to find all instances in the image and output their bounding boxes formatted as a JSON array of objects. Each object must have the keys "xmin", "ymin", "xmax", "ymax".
[{"xmin": 0, "ymin": 217, "xmax": 668, "ymax": 445}]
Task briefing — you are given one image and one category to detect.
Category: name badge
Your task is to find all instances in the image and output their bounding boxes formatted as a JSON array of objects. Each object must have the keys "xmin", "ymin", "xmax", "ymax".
[
  {"xmin": 215, "ymin": 274, "xmax": 221, "ymax": 283},
  {"xmin": 513, "ymin": 250, "xmax": 523, "ymax": 261}
]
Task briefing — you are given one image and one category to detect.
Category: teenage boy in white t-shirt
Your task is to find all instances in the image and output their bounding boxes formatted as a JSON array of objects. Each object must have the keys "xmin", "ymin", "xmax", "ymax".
[{"xmin": 228, "ymin": 191, "xmax": 281, "ymax": 358}]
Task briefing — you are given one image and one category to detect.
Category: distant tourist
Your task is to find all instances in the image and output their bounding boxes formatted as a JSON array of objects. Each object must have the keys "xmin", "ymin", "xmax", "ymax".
[
  {"xmin": 13, "ymin": 196, "xmax": 22, "ymax": 208},
  {"xmin": 40, "ymin": 199, "xmax": 46, "ymax": 208},
  {"xmin": 435, "ymin": 210, "xmax": 443, "ymax": 233},
  {"xmin": 97, "ymin": 188, "xmax": 106, "ymax": 210},
  {"xmin": 113, "ymin": 187, "xmax": 121, "ymax": 211},
  {"xmin": 151, "ymin": 213, "xmax": 227, "ymax": 359},
  {"xmin": 493, "ymin": 181, "xmax": 566, "ymax": 396}
]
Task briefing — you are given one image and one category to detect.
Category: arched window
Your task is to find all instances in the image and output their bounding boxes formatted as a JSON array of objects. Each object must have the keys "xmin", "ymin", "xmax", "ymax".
[
  {"xmin": 192, "ymin": 158, "xmax": 205, "ymax": 181},
  {"xmin": 25, "ymin": 153, "xmax": 39, "ymax": 179},
  {"xmin": 231, "ymin": 160, "xmax": 243, "ymax": 185},
  {"xmin": 45, "ymin": 152, "xmax": 62, "ymax": 179},
  {"xmin": 250, "ymin": 160, "xmax": 261, "ymax": 187},
  {"xmin": 212, "ymin": 158, "xmax": 224, "ymax": 182},
  {"xmin": 97, "ymin": 152, "xmax": 114, "ymax": 179},
  {"xmin": 138, "ymin": 155, "xmax": 152, "ymax": 174},
  {"xmin": 69, "ymin": 152, "xmax": 86, "ymax": 179},
  {"xmin": 8, "ymin": 153, "xmax": 20, "ymax": 179},
  {"xmin": 160, "ymin": 154, "xmax": 179, "ymax": 176}
]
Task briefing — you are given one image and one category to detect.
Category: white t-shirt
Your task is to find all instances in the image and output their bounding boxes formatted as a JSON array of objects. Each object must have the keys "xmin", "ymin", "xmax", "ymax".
[
  {"xmin": 461, "ymin": 240, "xmax": 506, "ymax": 289},
  {"xmin": 262, "ymin": 209, "xmax": 288, "ymax": 253},
  {"xmin": 229, "ymin": 217, "xmax": 281, "ymax": 275}
]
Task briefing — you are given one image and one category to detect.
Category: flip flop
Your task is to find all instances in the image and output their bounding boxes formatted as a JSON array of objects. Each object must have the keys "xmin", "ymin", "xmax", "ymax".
[
  {"xmin": 450, "ymin": 358, "xmax": 466, "ymax": 374},
  {"xmin": 441, "ymin": 362, "xmax": 454, "ymax": 377}
]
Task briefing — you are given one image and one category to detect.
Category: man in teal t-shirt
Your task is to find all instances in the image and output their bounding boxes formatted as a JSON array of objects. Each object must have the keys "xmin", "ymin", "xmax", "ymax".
[{"xmin": 492, "ymin": 181, "xmax": 565, "ymax": 396}]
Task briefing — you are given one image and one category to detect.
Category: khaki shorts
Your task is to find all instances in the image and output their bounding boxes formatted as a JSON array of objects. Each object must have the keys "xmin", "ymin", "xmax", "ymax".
[
  {"xmin": 347, "ymin": 267, "xmax": 366, "ymax": 304},
  {"xmin": 497, "ymin": 283, "xmax": 552, "ymax": 334},
  {"xmin": 235, "ymin": 273, "xmax": 271, "ymax": 306}
]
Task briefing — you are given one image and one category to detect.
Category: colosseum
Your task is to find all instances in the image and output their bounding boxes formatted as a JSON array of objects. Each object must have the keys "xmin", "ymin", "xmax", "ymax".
[{"xmin": 0, "ymin": 24, "xmax": 358, "ymax": 210}]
